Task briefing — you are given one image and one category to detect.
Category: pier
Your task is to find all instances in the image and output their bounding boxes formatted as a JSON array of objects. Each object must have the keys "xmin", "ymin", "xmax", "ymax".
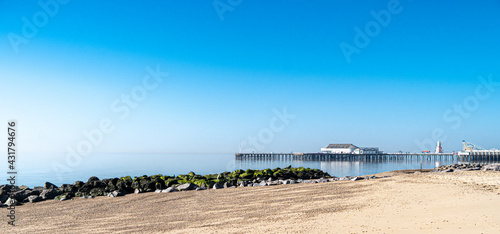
[{"xmin": 235, "ymin": 152, "xmax": 500, "ymax": 163}]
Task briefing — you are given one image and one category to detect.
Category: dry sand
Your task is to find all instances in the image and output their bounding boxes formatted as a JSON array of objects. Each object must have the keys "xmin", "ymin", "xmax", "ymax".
[{"xmin": 4, "ymin": 170, "xmax": 500, "ymax": 233}]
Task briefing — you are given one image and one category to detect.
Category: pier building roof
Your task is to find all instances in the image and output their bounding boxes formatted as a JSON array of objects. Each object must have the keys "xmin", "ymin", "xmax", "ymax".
[{"xmin": 324, "ymin": 144, "xmax": 358, "ymax": 149}]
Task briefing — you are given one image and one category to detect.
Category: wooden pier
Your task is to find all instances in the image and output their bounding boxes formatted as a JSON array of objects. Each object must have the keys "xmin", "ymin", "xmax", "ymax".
[{"xmin": 235, "ymin": 152, "xmax": 500, "ymax": 163}]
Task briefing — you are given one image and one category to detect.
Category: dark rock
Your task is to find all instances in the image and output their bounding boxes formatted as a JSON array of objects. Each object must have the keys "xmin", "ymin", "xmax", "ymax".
[
  {"xmin": 27, "ymin": 195, "xmax": 41, "ymax": 203},
  {"xmin": 213, "ymin": 183, "xmax": 223, "ymax": 189},
  {"xmin": 87, "ymin": 176, "xmax": 100, "ymax": 184},
  {"xmin": 0, "ymin": 185, "xmax": 12, "ymax": 192},
  {"xmin": 40, "ymin": 189, "xmax": 61, "ymax": 200},
  {"xmin": 443, "ymin": 169, "xmax": 454, "ymax": 173},
  {"xmin": 77, "ymin": 183, "xmax": 93, "ymax": 195},
  {"xmin": 19, "ymin": 185, "xmax": 29, "ymax": 190},
  {"xmin": 13, "ymin": 189, "xmax": 31, "ymax": 202},
  {"xmin": 44, "ymin": 182, "xmax": 58, "ymax": 189},
  {"xmin": 89, "ymin": 187, "xmax": 106, "ymax": 196},
  {"xmin": 82, "ymin": 195, "xmax": 94, "ymax": 199},
  {"xmin": 73, "ymin": 181, "xmax": 84, "ymax": 188},
  {"xmin": 55, "ymin": 194, "xmax": 71, "ymax": 201},
  {"xmin": 92, "ymin": 181, "xmax": 106, "ymax": 189},
  {"xmin": 0, "ymin": 192, "xmax": 9, "ymax": 203},
  {"xmin": 59, "ymin": 184, "xmax": 76, "ymax": 193},
  {"xmin": 139, "ymin": 179, "xmax": 155, "ymax": 192}
]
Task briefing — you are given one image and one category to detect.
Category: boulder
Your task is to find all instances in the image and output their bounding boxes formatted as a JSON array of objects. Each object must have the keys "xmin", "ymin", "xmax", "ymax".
[
  {"xmin": 19, "ymin": 185, "xmax": 29, "ymax": 190},
  {"xmin": 195, "ymin": 187, "xmax": 207, "ymax": 191},
  {"xmin": 44, "ymin": 182, "xmax": 58, "ymax": 189},
  {"xmin": 77, "ymin": 183, "xmax": 93, "ymax": 195},
  {"xmin": 82, "ymin": 195, "xmax": 94, "ymax": 199},
  {"xmin": 0, "ymin": 192, "xmax": 9, "ymax": 203},
  {"xmin": 213, "ymin": 183, "xmax": 223, "ymax": 190},
  {"xmin": 27, "ymin": 195, "xmax": 41, "ymax": 203},
  {"xmin": 267, "ymin": 181, "xmax": 279, "ymax": 186},
  {"xmin": 5, "ymin": 197, "xmax": 18, "ymax": 206},
  {"xmin": 40, "ymin": 189, "xmax": 60, "ymax": 200},
  {"xmin": 351, "ymin": 177, "xmax": 363, "ymax": 181},
  {"xmin": 87, "ymin": 176, "xmax": 100, "ymax": 184},
  {"xmin": 73, "ymin": 181, "xmax": 84, "ymax": 189},
  {"xmin": 89, "ymin": 188, "xmax": 106, "ymax": 196},
  {"xmin": 55, "ymin": 194, "xmax": 71, "ymax": 201},
  {"xmin": 162, "ymin": 187, "xmax": 177, "ymax": 193},
  {"xmin": 482, "ymin": 164, "xmax": 500, "ymax": 171},
  {"xmin": 13, "ymin": 189, "xmax": 32, "ymax": 202},
  {"xmin": 107, "ymin": 191, "xmax": 122, "ymax": 197},
  {"xmin": 59, "ymin": 184, "xmax": 76, "ymax": 193},
  {"xmin": 0, "ymin": 185, "xmax": 13, "ymax": 192},
  {"xmin": 134, "ymin": 188, "xmax": 141, "ymax": 194},
  {"xmin": 154, "ymin": 189, "xmax": 162, "ymax": 193},
  {"xmin": 177, "ymin": 183, "xmax": 198, "ymax": 191}
]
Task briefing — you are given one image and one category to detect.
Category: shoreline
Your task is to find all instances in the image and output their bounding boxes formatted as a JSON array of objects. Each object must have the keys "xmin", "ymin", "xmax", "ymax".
[
  {"xmin": 1, "ymin": 164, "xmax": 499, "ymax": 207},
  {"xmin": 3, "ymin": 167, "xmax": 499, "ymax": 233}
]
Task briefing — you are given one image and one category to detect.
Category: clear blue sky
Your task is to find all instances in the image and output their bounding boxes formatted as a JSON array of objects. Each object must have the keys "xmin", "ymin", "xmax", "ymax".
[{"xmin": 1, "ymin": 0, "xmax": 499, "ymax": 154}]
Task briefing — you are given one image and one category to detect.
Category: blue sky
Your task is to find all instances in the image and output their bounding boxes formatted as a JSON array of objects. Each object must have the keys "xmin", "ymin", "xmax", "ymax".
[{"xmin": 1, "ymin": 0, "xmax": 499, "ymax": 154}]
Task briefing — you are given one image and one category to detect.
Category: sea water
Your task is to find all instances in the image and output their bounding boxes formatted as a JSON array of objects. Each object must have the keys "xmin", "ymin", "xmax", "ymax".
[{"xmin": 4, "ymin": 152, "xmax": 494, "ymax": 188}]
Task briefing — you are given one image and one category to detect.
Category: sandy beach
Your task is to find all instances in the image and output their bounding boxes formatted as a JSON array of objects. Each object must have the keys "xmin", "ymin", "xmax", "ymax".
[{"xmin": 5, "ymin": 170, "xmax": 500, "ymax": 233}]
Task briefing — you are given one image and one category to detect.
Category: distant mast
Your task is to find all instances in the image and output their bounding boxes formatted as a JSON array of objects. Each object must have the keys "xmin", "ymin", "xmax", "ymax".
[{"xmin": 435, "ymin": 141, "xmax": 443, "ymax": 153}]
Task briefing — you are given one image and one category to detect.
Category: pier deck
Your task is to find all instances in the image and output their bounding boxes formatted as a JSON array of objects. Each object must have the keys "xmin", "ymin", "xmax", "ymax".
[{"xmin": 235, "ymin": 152, "xmax": 500, "ymax": 162}]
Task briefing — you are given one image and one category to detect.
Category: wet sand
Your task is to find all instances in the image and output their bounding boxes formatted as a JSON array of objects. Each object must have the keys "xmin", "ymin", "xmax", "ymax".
[{"xmin": 5, "ymin": 170, "xmax": 500, "ymax": 233}]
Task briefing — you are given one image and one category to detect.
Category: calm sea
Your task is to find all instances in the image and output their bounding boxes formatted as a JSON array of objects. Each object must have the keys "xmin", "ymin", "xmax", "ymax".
[{"xmin": 5, "ymin": 153, "xmax": 496, "ymax": 188}]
